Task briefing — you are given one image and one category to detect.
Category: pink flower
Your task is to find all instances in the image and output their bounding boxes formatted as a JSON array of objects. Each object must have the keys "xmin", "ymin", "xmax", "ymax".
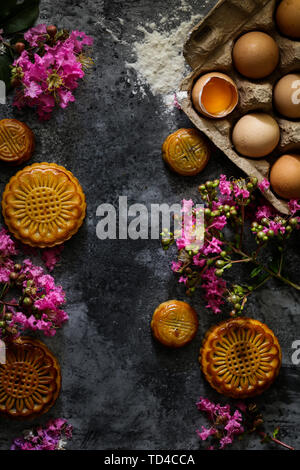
[
  {"xmin": 24, "ymin": 24, "xmax": 47, "ymax": 47},
  {"xmin": 208, "ymin": 215, "xmax": 227, "ymax": 231},
  {"xmin": 0, "ymin": 229, "xmax": 17, "ymax": 257},
  {"xmin": 201, "ymin": 237, "xmax": 223, "ymax": 256},
  {"xmin": 11, "ymin": 418, "xmax": 73, "ymax": 450},
  {"xmin": 196, "ymin": 426, "xmax": 217, "ymax": 441},
  {"xmin": 173, "ymin": 93, "xmax": 181, "ymax": 110},
  {"xmin": 41, "ymin": 246, "xmax": 64, "ymax": 271},
  {"xmin": 178, "ymin": 276, "xmax": 188, "ymax": 285},
  {"xmin": 258, "ymin": 178, "xmax": 270, "ymax": 193},
  {"xmin": 201, "ymin": 268, "xmax": 226, "ymax": 314},
  {"xmin": 12, "ymin": 25, "xmax": 93, "ymax": 120},
  {"xmin": 219, "ymin": 174, "xmax": 232, "ymax": 196},
  {"xmin": 255, "ymin": 205, "xmax": 274, "ymax": 221},
  {"xmin": 219, "ymin": 435, "xmax": 233, "ymax": 449},
  {"xmin": 233, "ymin": 184, "xmax": 250, "ymax": 199},
  {"xmin": 192, "ymin": 254, "xmax": 206, "ymax": 267},
  {"xmin": 171, "ymin": 261, "xmax": 182, "ymax": 272},
  {"xmin": 288, "ymin": 199, "xmax": 300, "ymax": 215},
  {"xmin": 181, "ymin": 199, "xmax": 193, "ymax": 213}
]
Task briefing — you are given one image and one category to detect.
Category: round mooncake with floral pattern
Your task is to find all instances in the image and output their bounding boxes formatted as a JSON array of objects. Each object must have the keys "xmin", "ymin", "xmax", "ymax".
[
  {"xmin": 200, "ymin": 317, "xmax": 281, "ymax": 399},
  {"xmin": 2, "ymin": 162, "xmax": 86, "ymax": 247},
  {"xmin": 0, "ymin": 338, "xmax": 61, "ymax": 419}
]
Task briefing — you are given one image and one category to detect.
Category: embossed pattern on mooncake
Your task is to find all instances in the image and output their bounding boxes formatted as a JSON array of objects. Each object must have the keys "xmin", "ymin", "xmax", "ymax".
[
  {"xmin": 162, "ymin": 128, "xmax": 210, "ymax": 176},
  {"xmin": 2, "ymin": 162, "xmax": 86, "ymax": 247},
  {"xmin": 0, "ymin": 119, "xmax": 35, "ymax": 165},
  {"xmin": 200, "ymin": 317, "xmax": 282, "ymax": 399},
  {"xmin": 151, "ymin": 300, "xmax": 198, "ymax": 348},
  {"xmin": 0, "ymin": 338, "xmax": 61, "ymax": 419}
]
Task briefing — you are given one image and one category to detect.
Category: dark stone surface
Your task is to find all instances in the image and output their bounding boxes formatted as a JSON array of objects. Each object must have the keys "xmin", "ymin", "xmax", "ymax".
[{"xmin": 0, "ymin": 0, "xmax": 299, "ymax": 451}]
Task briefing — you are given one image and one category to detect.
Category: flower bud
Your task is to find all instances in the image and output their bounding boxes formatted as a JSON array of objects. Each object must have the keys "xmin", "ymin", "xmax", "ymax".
[
  {"xmin": 23, "ymin": 297, "xmax": 33, "ymax": 307},
  {"xmin": 14, "ymin": 42, "xmax": 25, "ymax": 54},
  {"xmin": 9, "ymin": 272, "xmax": 19, "ymax": 282},
  {"xmin": 47, "ymin": 25, "xmax": 57, "ymax": 37},
  {"xmin": 14, "ymin": 264, "xmax": 22, "ymax": 272}
]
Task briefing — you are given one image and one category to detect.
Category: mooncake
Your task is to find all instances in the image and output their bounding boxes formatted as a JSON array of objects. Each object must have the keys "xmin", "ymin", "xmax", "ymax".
[
  {"xmin": 0, "ymin": 338, "xmax": 61, "ymax": 419},
  {"xmin": 0, "ymin": 119, "xmax": 35, "ymax": 164},
  {"xmin": 2, "ymin": 162, "xmax": 86, "ymax": 247},
  {"xmin": 200, "ymin": 317, "xmax": 281, "ymax": 399},
  {"xmin": 151, "ymin": 300, "xmax": 198, "ymax": 348},
  {"xmin": 162, "ymin": 128, "xmax": 210, "ymax": 176}
]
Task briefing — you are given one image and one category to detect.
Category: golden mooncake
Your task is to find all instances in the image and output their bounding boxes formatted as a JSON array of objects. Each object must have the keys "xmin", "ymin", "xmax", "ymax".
[
  {"xmin": 0, "ymin": 338, "xmax": 61, "ymax": 419},
  {"xmin": 200, "ymin": 317, "xmax": 282, "ymax": 399},
  {"xmin": 0, "ymin": 119, "xmax": 35, "ymax": 165},
  {"xmin": 162, "ymin": 128, "xmax": 210, "ymax": 176},
  {"xmin": 2, "ymin": 162, "xmax": 86, "ymax": 247},
  {"xmin": 151, "ymin": 300, "xmax": 198, "ymax": 348}
]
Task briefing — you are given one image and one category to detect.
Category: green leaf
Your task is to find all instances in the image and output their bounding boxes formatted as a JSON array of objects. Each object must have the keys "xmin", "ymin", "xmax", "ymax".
[
  {"xmin": 250, "ymin": 266, "xmax": 263, "ymax": 278},
  {"xmin": 1, "ymin": 0, "xmax": 40, "ymax": 35},
  {"xmin": 0, "ymin": 53, "xmax": 13, "ymax": 91},
  {"xmin": 273, "ymin": 427, "xmax": 280, "ymax": 439}
]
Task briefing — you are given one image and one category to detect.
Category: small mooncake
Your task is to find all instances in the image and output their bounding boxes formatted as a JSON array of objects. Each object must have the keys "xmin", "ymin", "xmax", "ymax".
[
  {"xmin": 200, "ymin": 317, "xmax": 282, "ymax": 399},
  {"xmin": 151, "ymin": 300, "xmax": 198, "ymax": 348},
  {"xmin": 2, "ymin": 162, "xmax": 86, "ymax": 247},
  {"xmin": 162, "ymin": 128, "xmax": 210, "ymax": 176},
  {"xmin": 0, "ymin": 338, "xmax": 61, "ymax": 419},
  {"xmin": 0, "ymin": 119, "xmax": 35, "ymax": 164}
]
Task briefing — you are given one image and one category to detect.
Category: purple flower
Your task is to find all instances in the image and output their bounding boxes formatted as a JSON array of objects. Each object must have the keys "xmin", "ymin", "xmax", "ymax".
[
  {"xmin": 258, "ymin": 178, "xmax": 270, "ymax": 193},
  {"xmin": 288, "ymin": 199, "xmax": 300, "ymax": 215}
]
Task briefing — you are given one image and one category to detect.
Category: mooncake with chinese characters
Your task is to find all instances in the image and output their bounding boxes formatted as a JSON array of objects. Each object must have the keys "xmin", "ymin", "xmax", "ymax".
[
  {"xmin": 162, "ymin": 128, "xmax": 210, "ymax": 176},
  {"xmin": 200, "ymin": 317, "xmax": 281, "ymax": 399},
  {"xmin": 151, "ymin": 300, "xmax": 198, "ymax": 348},
  {"xmin": 0, "ymin": 119, "xmax": 35, "ymax": 164},
  {"xmin": 2, "ymin": 162, "xmax": 86, "ymax": 247},
  {"xmin": 0, "ymin": 338, "xmax": 61, "ymax": 419}
]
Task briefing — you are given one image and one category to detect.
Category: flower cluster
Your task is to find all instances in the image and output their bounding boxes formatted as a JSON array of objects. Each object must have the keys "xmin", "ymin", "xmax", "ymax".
[
  {"xmin": 0, "ymin": 228, "xmax": 68, "ymax": 339},
  {"xmin": 11, "ymin": 24, "xmax": 93, "ymax": 120},
  {"xmin": 162, "ymin": 174, "xmax": 300, "ymax": 316},
  {"xmin": 196, "ymin": 398, "xmax": 294, "ymax": 450},
  {"xmin": 196, "ymin": 397, "xmax": 244, "ymax": 449},
  {"xmin": 11, "ymin": 418, "xmax": 72, "ymax": 450}
]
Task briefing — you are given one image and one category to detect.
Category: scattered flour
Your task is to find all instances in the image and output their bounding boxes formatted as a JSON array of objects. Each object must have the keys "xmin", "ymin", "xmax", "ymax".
[
  {"xmin": 126, "ymin": 12, "xmax": 203, "ymax": 103},
  {"xmin": 124, "ymin": 0, "xmax": 208, "ymax": 115}
]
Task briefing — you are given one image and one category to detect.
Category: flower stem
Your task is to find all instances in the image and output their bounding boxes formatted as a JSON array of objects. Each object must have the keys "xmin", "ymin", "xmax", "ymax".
[
  {"xmin": 227, "ymin": 244, "xmax": 300, "ymax": 291},
  {"xmin": 258, "ymin": 431, "xmax": 294, "ymax": 451}
]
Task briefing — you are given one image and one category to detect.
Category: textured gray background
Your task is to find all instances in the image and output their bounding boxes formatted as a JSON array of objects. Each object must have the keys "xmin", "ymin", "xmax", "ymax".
[{"xmin": 0, "ymin": 0, "xmax": 299, "ymax": 451}]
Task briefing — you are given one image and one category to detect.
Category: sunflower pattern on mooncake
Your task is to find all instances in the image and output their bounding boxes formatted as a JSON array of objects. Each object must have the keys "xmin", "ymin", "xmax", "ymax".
[
  {"xmin": 200, "ymin": 317, "xmax": 282, "ymax": 399},
  {"xmin": 0, "ymin": 338, "xmax": 61, "ymax": 419},
  {"xmin": 2, "ymin": 162, "xmax": 86, "ymax": 247}
]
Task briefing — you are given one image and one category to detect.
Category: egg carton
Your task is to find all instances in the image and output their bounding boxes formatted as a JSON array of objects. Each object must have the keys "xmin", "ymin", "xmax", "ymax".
[{"xmin": 179, "ymin": 0, "xmax": 300, "ymax": 214}]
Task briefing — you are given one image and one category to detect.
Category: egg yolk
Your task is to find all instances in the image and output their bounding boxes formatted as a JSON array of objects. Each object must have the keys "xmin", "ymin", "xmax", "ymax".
[{"xmin": 201, "ymin": 78, "xmax": 234, "ymax": 115}]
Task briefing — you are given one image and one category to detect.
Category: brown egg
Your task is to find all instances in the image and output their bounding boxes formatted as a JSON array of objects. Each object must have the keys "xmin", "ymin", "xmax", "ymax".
[
  {"xmin": 276, "ymin": 0, "xmax": 300, "ymax": 39},
  {"xmin": 274, "ymin": 74, "xmax": 300, "ymax": 118},
  {"xmin": 233, "ymin": 31, "xmax": 279, "ymax": 79},
  {"xmin": 270, "ymin": 154, "xmax": 300, "ymax": 199},
  {"xmin": 192, "ymin": 72, "xmax": 238, "ymax": 118},
  {"xmin": 232, "ymin": 113, "xmax": 280, "ymax": 158}
]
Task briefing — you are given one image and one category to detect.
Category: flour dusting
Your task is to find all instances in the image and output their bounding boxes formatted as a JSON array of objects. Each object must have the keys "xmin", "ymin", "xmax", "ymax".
[{"xmin": 126, "ymin": 11, "xmax": 203, "ymax": 101}]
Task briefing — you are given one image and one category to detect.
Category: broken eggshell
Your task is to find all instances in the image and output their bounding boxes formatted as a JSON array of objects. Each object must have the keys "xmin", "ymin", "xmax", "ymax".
[{"xmin": 192, "ymin": 72, "xmax": 239, "ymax": 119}]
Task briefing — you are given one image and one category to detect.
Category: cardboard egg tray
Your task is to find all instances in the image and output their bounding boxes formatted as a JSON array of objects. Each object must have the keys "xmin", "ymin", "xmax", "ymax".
[{"xmin": 180, "ymin": 0, "xmax": 300, "ymax": 214}]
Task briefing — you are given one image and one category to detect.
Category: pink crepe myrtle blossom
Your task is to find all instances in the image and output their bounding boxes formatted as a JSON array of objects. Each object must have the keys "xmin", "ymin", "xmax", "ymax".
[
  {"xmin": 12, "ymin": 25, "xmax": 93, "ymax": 120},
  {"xmin": 11, "ymin": 418, "xmax": 73, "ymax": 450},
  {"xmin": 258, "ymin": 178, "xmax": 270, "ymax": 193},
  {"xmin": 288, "ymin": 199, "xmax": 300, "ymax": 215},
  {"xmin": 196, "ymin": 397, "xmax": 244, "ymax": 449},
  {"xmin": 0, "ymin": 230, "xmax": 68, "ymax": 339}
]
